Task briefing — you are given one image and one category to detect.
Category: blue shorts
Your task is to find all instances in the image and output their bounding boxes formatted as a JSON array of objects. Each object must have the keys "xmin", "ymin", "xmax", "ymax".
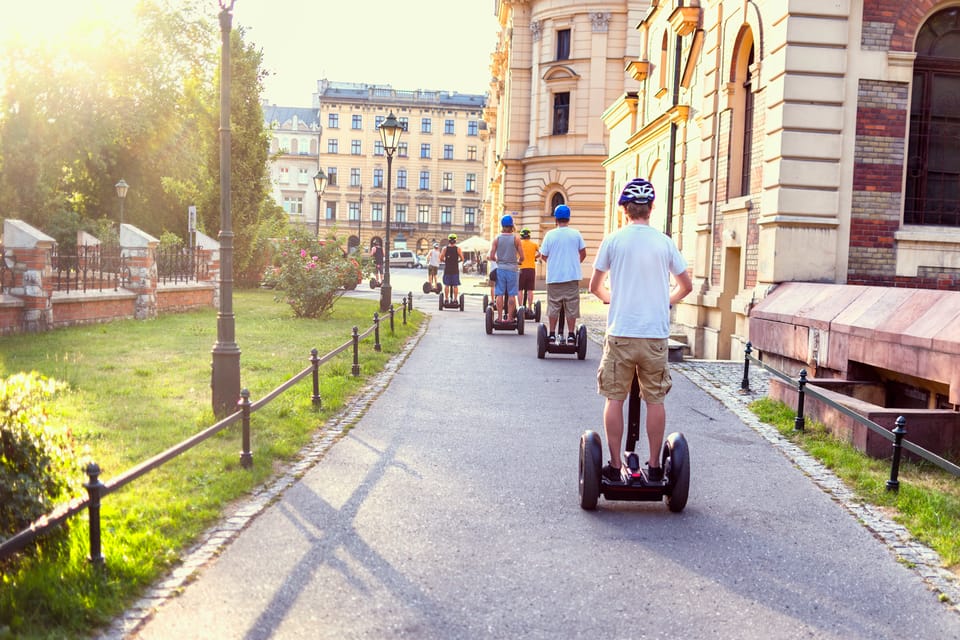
[
  {"xmin": 443, "ymin": 273, "xmax": 461, "ymax": 286},
  {"xmin": 494, "ymin": 269, "xmax": 519, "ymax": 296}
]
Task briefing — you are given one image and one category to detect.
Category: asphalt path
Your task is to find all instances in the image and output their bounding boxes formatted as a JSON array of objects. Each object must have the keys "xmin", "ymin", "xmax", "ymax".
[{"xmin": 131, "ymin": 271, "xmax": 960, "ymax": 639}]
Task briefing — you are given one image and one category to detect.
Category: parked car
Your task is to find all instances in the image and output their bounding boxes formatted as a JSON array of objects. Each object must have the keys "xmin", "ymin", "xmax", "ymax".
[
  {"xmin": 389, "ymin": 250, "xmax": 421, "ymax": 268},
  {"xmin": 415, "ymin": 254, "xmax": 428, "ymax": 268}
]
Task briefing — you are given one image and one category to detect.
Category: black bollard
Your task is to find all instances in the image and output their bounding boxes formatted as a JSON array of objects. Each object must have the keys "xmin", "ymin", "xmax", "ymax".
[
  {"xmin": 886, "ymin": 416, "xmax": 907, "ymax": 492},
  {"xmin": 794, "ymin": 369, "xmax": 807, "ymax": 431},
  {"xmin": 352, "ymin": 326, "xmax": 360, "ymax": 376},
  {"xmin": 374, "ymin": 312, "xmax": 382, "ymax": 352},
  {"xmin": 310, "ymin": 348, "xmax": 321, "ymax": 408},
  {"xmin": 239, "ymin": 389, "xmax": 253, "ymax": 468},
  {"xmin": 84, "ymin": 462, "xmax": 105, "ymax": 566},
  {"xmin": 741, "ymin": 342, "xmax": 752, "ymax": 392}
]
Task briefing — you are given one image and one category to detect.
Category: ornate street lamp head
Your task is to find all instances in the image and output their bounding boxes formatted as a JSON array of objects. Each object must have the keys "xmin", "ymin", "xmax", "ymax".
[
  {"xmin": 379, "ymin": 112, "xmax": 403, "ymax": 155},
  {"xmin": 313, "ymin": 169, "xmax": 328, "ymax": 195},
  {"xmin": 115, "ymin": 179, "xmax": 129, "ymax": 200}
]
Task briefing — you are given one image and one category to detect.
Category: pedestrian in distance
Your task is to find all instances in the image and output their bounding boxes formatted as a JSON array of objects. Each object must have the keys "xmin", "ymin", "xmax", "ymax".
[
  {"xmin": 441, "ymin": 234, "xmax": 464, "ymax": 299},
  {"xmin": 487, "ymin": 257, "xmax": 498, "ymax": 309},
  {"xmin": 539, "ymin": 204, "xmax": 586, "ymax": 344},
  {"xmin": 518, "ymin": 227, "xmax": 539, "ymax": 311},
  {"xmin": 588, "ymin": 178, "xmax": 693, "ymax": 483},
  {"xmin": 369, "ymin": 238, "xmax": 384, "ymax": 284},
  {"xmin": 427, "ymin": 242, "xmax": 442, "ymax": 289},
  {"xmin": 488, "ymin": 214, "xmax": 524, "ymax": 322}
]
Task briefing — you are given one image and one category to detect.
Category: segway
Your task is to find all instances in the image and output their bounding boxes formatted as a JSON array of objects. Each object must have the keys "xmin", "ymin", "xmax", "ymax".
[
  {"xmin": 520, "ymin": 290, "xmax": 541, "ymax": 323},
  {"xmin": 578, "ymin": 374, "xmax": 690, "ymax": 512},
  {"xmin": 422, "ymin": 281, "xmax": 442, "ymax": 294},
  {"xmin": 369, "ymin": 275, "xmax": 382, "ymax": 290},
  {"xmin": 481, "ymin": 294, "xmax": 499, "ymax": 313},
  {"xmin": 484, "ymin": 296, "xmax": 525, "ymax": 335},
  {"xmin": 439, "ymin": 285, "xmax": 465, "ymax": 311},
  {"xmin": 537, "ymin": 305, "xmax": 587, "ymax": 360}
]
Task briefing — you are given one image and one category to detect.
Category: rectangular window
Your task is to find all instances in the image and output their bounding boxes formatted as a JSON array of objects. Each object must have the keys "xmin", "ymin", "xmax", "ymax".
[
  {"xmin": 375, "ymin": 115, "xmax": 384, "ymax": 129},
  {"xmin": 440, "ymin": 206, "xmax": 452, "ymax": 225},
  {"xmin": 467, "ymin": 120, "xmax": 479, "ymax": 136},
  {"xmin": 398, "ymin": 116, "xmax": 409, "ymax": 131},
  {"xmin": 465, "ymin": 173, "xmax": 476, "ymax": 192},
  {"xmin": 351, "ymin": 140, "xmax": 362, "ymax": 155},
  {"xmin": 419, "ymin": 171, "xmax": 430, "ymax": 190},
  {"xmin": 298, "ymin": 168, "xmax": 310, "ymax": 184},
  {"xmin": 467, "ymin": 145, "xmax": 477, "ymax": 161},
  {"xmin": 421, "ymin": 118, "xmax": 432, "ymax": 133},
  {"xmin": 418, "ymin": 205, "xmax": 431, "ymax": 223},
  {"xmin": 395, "ymin": 204, "xmax": 407, "ymax": 223},
  {"xmin": 327, "ymin": 139, "xmax": 339, "ymax": 154},
  {"xmin": 553, "ymin": 92, "xmax": 570, "ymax": 135},
  {"xmin": 279, "ymin": 167, "xmax": 290, "ymax": 183},
  {"xmin": 443, "ymin": 144, "xmax": 454, "ymax": 160},
  {"xmin": 420, "ymin": 143, "xmax": 431, "ymax": 159},
  {"xmin": 557, "ymin": 29, "xmax": 571, "ymax": 60},
  {"xmin": 348, "ymin": 201, "xmax": 360, "ymax": 221},
  {"xmin": 373, "ymin": 167, "xmax": 383, "ymax": 188},
  {"xmin": 442, "ymin": 172, "xmax": 453, "ymax": 191},
  {"xmin": 397, "ymin": 169, "xmax": 407, "ymax": 189},
  {"xmin": 398, "ymin": 142, "xmax": 409, "ymax": 158},
  {"xmin": 325, "ymin": 201, "xmax": 337, "ymax": 220},
  {"xmin": 350, "ymin": 168, "xmax": 360, "ymax": 187},
  {"xmin": 444, "ymin": 119, "xmax": 455, "ymax": 134},
  {"xmin": 372, "ymin": 203, "xmax": 383, "ymax": 222},
  {"xmin": 327, "ymin": 167, "xmax": 338, "ymax": 186},
  {"xmin": 464, "ymin": 207, "xmax": 476, "ymax": 226},
  {"xmin": 352, "ymin": 114, "xmax": 362, "ymax": 129},
  {"xmin": 328, "ymin": 113, "xmax": 339, "ymax": 128},
  {"xmin": 374, "ymin": 140, "xmax": 384, "ymax": 156},
  {"xmin": 282, "ymin": 195, "xmax": 303, "ymax": 213}
]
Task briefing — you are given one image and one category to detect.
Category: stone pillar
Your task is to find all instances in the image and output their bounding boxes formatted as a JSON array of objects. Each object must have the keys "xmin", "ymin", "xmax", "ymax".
[
  {"xmin": 3, "ymin": 219, "xmax": 55, "ymax": 332},
  {"xmin": 120, "ymin": 224, "xmax": 159, "ymax": 320}
]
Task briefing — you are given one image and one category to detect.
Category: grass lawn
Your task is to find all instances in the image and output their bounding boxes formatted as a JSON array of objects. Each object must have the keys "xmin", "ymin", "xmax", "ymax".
[{"xmin": 0, "ymin": 289, "xmax": 423, "ymax": 640}]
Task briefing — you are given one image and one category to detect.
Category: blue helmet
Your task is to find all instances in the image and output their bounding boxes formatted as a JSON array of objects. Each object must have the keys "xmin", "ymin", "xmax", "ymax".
[
  {"xmin": 618, "ymin": 178, "xmax": 655, "ymax": 205},
  {"xmin": 553, "ymin": 204, "xmax": 571, "ymax": 220},
  {"xmin": 501, "ymin": 214, "xmax": 514, "ymax": 228}
]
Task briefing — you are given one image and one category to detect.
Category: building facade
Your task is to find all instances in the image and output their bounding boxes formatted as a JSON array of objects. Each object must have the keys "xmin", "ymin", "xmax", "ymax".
[
  {"xmin": 263, "ymin": 105, "xmax": 324, "ymax": 232},
  {"xmin": 312, "ymin": 80, "xmax": 487, "ymax": 256},
  {"xmin": 603, "ymin": 0, "xmax": 960, "ymax": 360},
  {"xmin": 485, "ymin": 1, "xmax": 646, "ymax": 280}
]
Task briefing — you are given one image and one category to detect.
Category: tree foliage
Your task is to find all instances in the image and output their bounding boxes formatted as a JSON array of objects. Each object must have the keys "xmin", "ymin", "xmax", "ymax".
[{"xmin": 0, "ymin": 0, "xmax": 276, "ymax": 283}]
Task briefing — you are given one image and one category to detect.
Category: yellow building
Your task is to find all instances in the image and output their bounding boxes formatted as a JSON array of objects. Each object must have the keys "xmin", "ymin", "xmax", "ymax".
[
  {"xmin": 313, "ymin": 80, "xmax": 487, "ymax": 257},
  {"xmin": 485, "ymin": 1, "xmax": 646, "ymax": 281}
]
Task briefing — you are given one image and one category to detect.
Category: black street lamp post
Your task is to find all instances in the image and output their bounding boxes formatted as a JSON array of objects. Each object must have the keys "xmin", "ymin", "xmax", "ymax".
[
  {"xmin": 378, "ymin": 112, "xmax": 403, "ymax": 312},
  {"xmin": 211, "ymin": 0, "xmax": 241, "ymax": 417},
  {"xmin": 115, "ymin": 179, "xmax": 129, "ymax": 226},
  {"xmin": 313, "ymin": 169, "xmax": 327, "ymax": 237}
]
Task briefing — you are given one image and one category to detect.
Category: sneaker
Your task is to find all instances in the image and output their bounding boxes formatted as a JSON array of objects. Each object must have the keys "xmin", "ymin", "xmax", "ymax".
[
  {"xmin": 566, "ymin": 333, "xmax": 576, "ymax": 345},
  {"xmin": 548, "ymin": 333, "xmax": 557, "ymax": 344},
  {"xmin": 645, "ymin": 465, "xmax": 664, "ymax": 482},
  {"xmin": 602, "ymin": 462, "xmax": 622, "ymax": 483}
]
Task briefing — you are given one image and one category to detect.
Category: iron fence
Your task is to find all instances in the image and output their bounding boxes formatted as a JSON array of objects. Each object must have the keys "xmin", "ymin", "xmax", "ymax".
[
  {"xmin": 0, "ymin": 293, "xmax": 416, "ymax": 565},
  {"xmin": 740, "ymin": 342, "xmax": 960, "ymax": 491},
  {"xmin": 52, "ymin": 244, "xmax": 129, "ymax": 293},
  {"xmin": 156, "ymin": 244, "xmax": 209, "ymax": 285}
]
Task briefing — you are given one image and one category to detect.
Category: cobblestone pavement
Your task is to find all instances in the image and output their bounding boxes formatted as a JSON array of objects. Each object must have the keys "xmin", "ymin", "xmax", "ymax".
[{"xmin": 582, "ymin": 307, "xmax": 960, "ymax": 614}]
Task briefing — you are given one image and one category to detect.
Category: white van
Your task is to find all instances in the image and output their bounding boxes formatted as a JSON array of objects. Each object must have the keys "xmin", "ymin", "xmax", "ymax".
[{"xmin": 389, "ymin": 250, "xmax": 420, "ymax": 268}]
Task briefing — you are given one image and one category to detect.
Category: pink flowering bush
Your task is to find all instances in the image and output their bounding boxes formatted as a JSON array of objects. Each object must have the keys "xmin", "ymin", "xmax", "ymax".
[{"xmin": 263, "ymin": 230, "xmax": 365, "ymax": 318}]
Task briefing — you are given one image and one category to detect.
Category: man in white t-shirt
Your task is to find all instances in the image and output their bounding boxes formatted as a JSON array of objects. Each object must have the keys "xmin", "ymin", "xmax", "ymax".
[
  {"xmin": 538, "ymin": 204, "xmax": 586, "ymax": 344},
  {"xmin": 588, "ymin": 178, "xmax": 693, "ymax": 484},
  {"xmin": 427, "ymin": 242, "xmax": 442, "ymax": 290}
]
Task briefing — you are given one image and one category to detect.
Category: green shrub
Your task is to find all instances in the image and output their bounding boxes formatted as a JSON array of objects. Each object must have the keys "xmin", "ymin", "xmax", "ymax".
[
  {"xmin": 263, "ymin": 229, "xmax": 364, "ymax": 317},
  {"xmin": 0, "ymin": 373, "xmax": 79, "ymax": 544}
]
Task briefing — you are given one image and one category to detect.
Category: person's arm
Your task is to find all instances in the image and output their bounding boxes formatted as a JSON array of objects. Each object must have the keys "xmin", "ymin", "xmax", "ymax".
[
  {"xmin": 578, "ymin": 247, "xmax": 587, "ymax": 263},
  {"xmin": 488, "ymin": 238, "xmax": 498, "ymax": 264},
  {"xmin": 670, "ymin": 270, "xmax": 694, "ymax": 306},
  {"xmin": 589, "ymin": 268, "xmax": 609, "ymax": 304},
  {"xmin": 515, "ymin": 236, "xmax": 524, "ymax": 264}
]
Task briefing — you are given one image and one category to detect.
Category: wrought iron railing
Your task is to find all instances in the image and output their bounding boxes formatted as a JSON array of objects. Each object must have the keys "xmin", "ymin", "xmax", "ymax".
[
  {"xmin": 156, "ymin": 244, "xmax": 209, "ymax": 285},
  {"xmin": 52, "ymin": 244, "xmax": 128, "ymax": 293}
]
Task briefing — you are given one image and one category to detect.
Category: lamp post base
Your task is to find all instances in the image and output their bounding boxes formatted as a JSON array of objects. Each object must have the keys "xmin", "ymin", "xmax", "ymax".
[
  {"xmin": 379, "ymin": 284, "xmax": 392, "ymax": 312},
  {"xmin": 211, "ymin": 344, "xmax": 242, "ymax": 417}
]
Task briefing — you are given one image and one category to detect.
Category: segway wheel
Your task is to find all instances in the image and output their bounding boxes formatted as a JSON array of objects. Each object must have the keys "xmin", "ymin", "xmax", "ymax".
[
  {"xmin": 369, "ymin": 278, "xmax": 379, "ymax": 290},
  {"xmin": 516, "ymin": 306, "xmax": 525, "ymax": 335},
  {"xmin": 534, "ymin": 301, "xmax": 542, "ymax": 324},
  {"xmin": 434, "ymin": 284, "xmax": 442, "ymax": 294},
  {"xmin": 438, "ymin": 294, "xmax": 445, "ymax": 311},
  {"xmin": 577, "ymin": 325, "xmax": 588, "ymax": 360},
  {"xmin": 537, "ymin": 323, "xmax": 547, "ymax": 359},
  {"xmin": 579, "ymin": 430, "xmax": 603, "ymax": 510},
  {"xmin": 459, "ymin": 294, "xmax": 465, "ymax": 312},
  {"xmin": 422, "ymin": 282, "xmax": 432, "ymax": 294},
  {"xmin": 482, "ymin": 294, "xmax": 489, "ymax": 312},
  {"xmin": 485, "ymin": 306, "xmax": 494, "ymax": 335},
  {"xmin": 662, "ymin": 432, "xmax": 690, "ymax": 513}
]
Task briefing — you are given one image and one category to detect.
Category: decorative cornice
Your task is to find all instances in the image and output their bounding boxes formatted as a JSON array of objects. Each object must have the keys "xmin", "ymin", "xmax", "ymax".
[
  {"xmin": 626, "ymin": 60, "xmax": 651, "ymax": 81},
  {"xmin": 668, "ymin": 6, "xmax": 700, "ymax": 37}
]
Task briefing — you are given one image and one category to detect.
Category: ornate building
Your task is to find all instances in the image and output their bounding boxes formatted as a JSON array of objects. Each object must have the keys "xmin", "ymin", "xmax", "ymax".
[
  {"xmin": 485, "ymin": 1, "xmax": 646, "ymax": 281},
  {"xmin": 605, "ymin": 0, "xmax": 960, "ymax": 360},
  {"xmin": 263, "ymin": 105, "xmax": 323, "ymax": 231},
  {"xmin": 312, "ymin": 80, "xmax": 487, "ymax": 256}
]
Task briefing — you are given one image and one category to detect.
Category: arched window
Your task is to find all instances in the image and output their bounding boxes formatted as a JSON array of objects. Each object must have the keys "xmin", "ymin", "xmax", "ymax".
[
  {"xmin": 905, "ymin": 8, "xmax": 960, "ymax": 226},
  {"xmin": 728, "ymin": 29, "xmax": 755, "ymax": 199},
  {"xmin": 659, "ymin": 32, "xmax": 670, "ymax": 92},
  {"xmin": 550, "ymin": 192, "xmax": 566, "ymax": 212}
]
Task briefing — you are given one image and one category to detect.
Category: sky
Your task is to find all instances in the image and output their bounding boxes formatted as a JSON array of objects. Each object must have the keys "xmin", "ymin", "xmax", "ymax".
[{"xmin": 0, "ymin": 0, "xmax": 500, "ymax": 107}]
